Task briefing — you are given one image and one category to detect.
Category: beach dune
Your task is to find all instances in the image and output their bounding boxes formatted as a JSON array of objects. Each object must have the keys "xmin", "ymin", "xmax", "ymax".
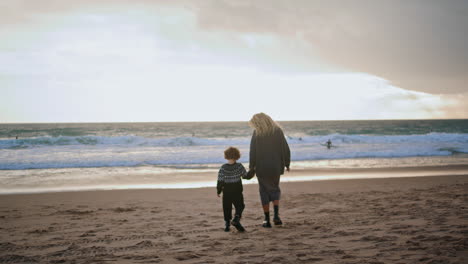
[{"xmin": 1, "ymin": 175, "xmax": 467, "ymax": 264}]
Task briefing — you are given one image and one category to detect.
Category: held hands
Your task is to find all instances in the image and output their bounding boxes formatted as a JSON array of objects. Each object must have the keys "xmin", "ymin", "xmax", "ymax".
[{"xmin": 243, "ymin": 169, "xmax": 256, "ymax": 180}]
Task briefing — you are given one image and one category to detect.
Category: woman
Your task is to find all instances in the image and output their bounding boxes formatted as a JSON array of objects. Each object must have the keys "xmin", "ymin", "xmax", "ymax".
[{"xmin": 247, "ymin": 113, "xmax": 290, "ymax": 228}]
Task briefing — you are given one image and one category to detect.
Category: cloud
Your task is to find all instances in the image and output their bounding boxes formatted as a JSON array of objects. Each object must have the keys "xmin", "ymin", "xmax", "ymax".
[
  {"xmin": 265, "ymin": 73, "xmax": 466, "ymax": 120},
  {"xmin": 2, "ymin": 0, "xmax": 467, "ymax": 94},
  {"xmin": 2, "ymin": 60, "xmax": 465, "ymax": 122},
  {"xmin": 189, "ymin": 0, "xmax": 468, "ymax": 94},
  {"xmin": 0, "ymin": 0, "xmax": 467, "ymax": 122}
]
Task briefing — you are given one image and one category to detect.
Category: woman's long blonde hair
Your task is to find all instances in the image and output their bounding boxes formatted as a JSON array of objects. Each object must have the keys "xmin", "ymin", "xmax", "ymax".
[{"xmin": 249, "ymin": 113, "xmax": 281, "ymax": 136}]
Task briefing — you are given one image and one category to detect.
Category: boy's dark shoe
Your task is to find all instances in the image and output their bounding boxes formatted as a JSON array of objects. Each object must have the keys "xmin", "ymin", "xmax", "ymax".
[
  {"xmin": 262, "ymin": 220, "xmax": 272, "ymax": 228},
  {"xmin": 273, "ymin": 217, "xmax": 283, "ymax": 226},
  {"xmin": 224, "ymin": 221, "xmax": 230, "ymax": 232},
  {"xmin": 231, "ymin": 216, "xmax": 245, "ymax": 232}
]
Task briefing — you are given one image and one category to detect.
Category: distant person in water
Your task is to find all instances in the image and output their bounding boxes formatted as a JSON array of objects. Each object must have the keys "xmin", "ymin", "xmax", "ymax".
[
  {"xmin": 245, "ymin": 113, "xmax": 290, "ymax": 228},
  {"xmin": 326, "ymin": 139, "xmax": 332, "ymax": 149},
  {"xmin": 216, "ymin": 147, "xmax": 246, "ymax": 232},
  {"xmin": 16, "ymin": 135, "xmax": 18, "ymax": 140}
]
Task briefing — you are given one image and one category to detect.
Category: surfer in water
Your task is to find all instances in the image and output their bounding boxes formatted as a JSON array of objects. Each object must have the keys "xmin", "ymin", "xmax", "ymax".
[{"xmin": 326, "ymin": 139, "xmax": 332, "ymax": 149}]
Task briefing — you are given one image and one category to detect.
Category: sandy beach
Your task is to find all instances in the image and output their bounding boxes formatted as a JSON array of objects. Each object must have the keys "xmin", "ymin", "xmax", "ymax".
[
  {"xmin": 1, "ymin": 174, "xmax": 467, "ymax": 264},
  {"xmin": 2, "ymin": 0, "xmax": 468, "ymax": 263}
]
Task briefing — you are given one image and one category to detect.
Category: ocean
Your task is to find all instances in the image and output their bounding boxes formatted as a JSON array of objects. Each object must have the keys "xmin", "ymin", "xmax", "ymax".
[{"xmin": 1, "ymin": 120, "xmax": 468, "ymax": 193}]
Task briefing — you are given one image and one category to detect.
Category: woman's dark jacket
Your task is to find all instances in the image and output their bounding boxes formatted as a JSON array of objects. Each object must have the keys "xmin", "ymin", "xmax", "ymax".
[{"xmin": 249, "ymin": 128, "xmax": 290, "ymax": 176}]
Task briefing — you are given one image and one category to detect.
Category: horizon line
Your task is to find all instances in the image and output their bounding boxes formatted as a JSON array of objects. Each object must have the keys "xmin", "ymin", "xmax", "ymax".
[{"xmin": 1, "ymin": 117, "xmax": 467, "ymax": 125}]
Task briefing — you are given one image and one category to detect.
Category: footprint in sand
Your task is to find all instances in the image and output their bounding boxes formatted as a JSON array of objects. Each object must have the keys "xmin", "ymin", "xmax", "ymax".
[
  {"xmin": 174, "ymin": 251, "xmax": 201, "ymax": 261},
  {"xmin": 111, "ymin": 207, "xmax": 137, "ymax": 213}
]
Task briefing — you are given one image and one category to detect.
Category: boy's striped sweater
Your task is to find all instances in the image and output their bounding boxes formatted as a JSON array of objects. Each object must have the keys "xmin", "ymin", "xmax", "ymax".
[{"xmin": 217, "ymin": 162, "xmax": 247, "ymax": 195}]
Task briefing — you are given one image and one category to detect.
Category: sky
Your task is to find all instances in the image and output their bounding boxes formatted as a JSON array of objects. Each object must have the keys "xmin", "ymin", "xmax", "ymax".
[{"xmin": 1, "ymin": 0, "xmax": 467, "ymax": 122}]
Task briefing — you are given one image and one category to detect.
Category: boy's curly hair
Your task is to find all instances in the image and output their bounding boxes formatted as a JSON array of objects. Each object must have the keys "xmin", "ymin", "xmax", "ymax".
[{"xmin": 224, "ymin": 146, "xmax": 241, "ymax": 160}]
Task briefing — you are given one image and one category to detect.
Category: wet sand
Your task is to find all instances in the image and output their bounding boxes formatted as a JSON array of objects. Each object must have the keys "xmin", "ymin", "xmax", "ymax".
[{"xmin": 1, "ymin": 174, "xmax": 467, "ymax": 263}]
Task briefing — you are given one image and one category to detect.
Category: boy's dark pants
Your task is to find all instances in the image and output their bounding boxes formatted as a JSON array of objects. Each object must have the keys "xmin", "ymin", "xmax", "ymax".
[{"xmin": 222, "ymin": 191, "xmax": 245, "ymax": 221}]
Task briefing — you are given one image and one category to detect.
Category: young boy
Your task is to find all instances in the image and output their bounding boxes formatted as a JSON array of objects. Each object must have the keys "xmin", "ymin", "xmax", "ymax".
[{"xmin": 217, "ymin": 146, "xmax": 247, "ymax": 232}]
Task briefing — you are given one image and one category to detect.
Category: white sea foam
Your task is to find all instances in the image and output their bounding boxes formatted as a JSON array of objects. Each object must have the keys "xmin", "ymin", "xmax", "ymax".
[
  {"xmin": 1, "ymin": 132, "xmax": 467, "ymax": 149},
  {"xmin": 0, "ymin": 135, "xmax": 249, "ymax": 149},
  {"xmin": 0, "ymin": 133, "xmax": 467, "ymax": 170}
]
